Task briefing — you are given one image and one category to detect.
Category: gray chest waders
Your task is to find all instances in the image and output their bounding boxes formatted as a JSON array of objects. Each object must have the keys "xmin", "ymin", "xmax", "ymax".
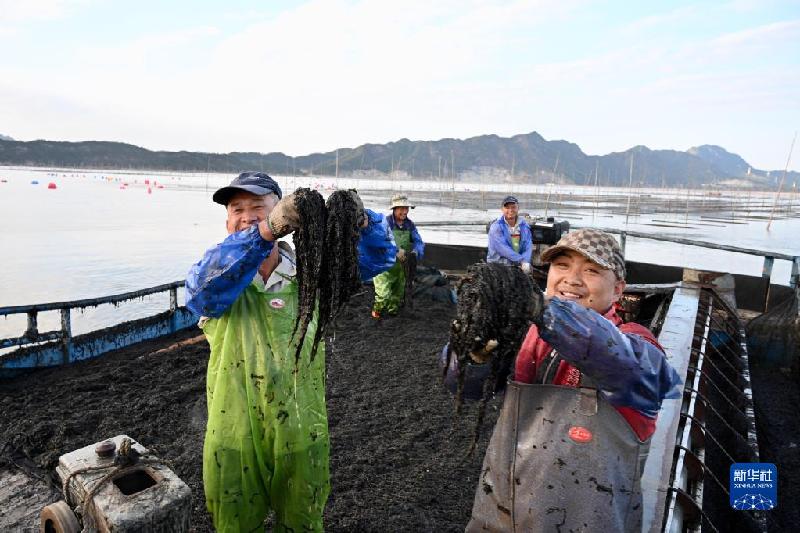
[{"xmin": 466, "ymin": 380, "xmax": 648, "ymax": 533}]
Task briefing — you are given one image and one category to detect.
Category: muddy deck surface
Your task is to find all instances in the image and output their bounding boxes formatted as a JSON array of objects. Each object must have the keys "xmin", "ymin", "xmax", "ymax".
[
  {"xmin": 749, "ymin": 357, "xmax": 800, "ymax": 533},
  {"xmin": 2, "ymin": 289, "xmax": 798, "ymax": 532},
  {"xmin": 0, "ymin": 290, "xmax": 498, "ymax": 532}
]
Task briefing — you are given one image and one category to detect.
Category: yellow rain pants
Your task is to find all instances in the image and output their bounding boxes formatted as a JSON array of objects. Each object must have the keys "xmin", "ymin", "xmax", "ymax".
[{"xmin": 201, "ymin": 280, "xmax": 329, "ymax": 532}]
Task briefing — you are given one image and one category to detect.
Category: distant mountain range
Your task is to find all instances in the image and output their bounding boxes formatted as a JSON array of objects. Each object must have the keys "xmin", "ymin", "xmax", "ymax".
[{"xmin": 0, "ymin": 131, "xmax": 796, "ymax": 189}]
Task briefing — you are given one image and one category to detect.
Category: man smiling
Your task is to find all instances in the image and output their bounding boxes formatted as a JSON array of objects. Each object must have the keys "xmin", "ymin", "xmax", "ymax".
[
  {"xmin": 186, "ymin": 172, "xmax": 396, "ymax": 532},
  {"xmin": 467, "ymin": 228, "xmax": 681, "ymax": 532},
  {"xmin": 544, "ymin": 230, "xmax": 626, "ymax": 313},
  {"xmin": 486, "ymin": 195, "xmax": 532, "ymax": 273}
]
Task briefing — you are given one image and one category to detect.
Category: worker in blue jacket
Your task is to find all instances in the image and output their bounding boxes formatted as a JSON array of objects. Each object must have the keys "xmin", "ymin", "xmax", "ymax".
[{"xmin": 486, "ymin": 195, "xmax": 533, "ymax": 273}]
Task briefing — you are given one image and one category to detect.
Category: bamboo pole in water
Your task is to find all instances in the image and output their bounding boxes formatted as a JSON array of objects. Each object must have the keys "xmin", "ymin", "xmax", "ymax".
[
  {"xmin": 593, "ymin": 160, "xmax": 599, "ymax": 220},
  {"xmin": 544, "ymin": 184, "xmax": 552, "ymax": 218},
  {"xmin": 625, "ymin": 153, "xmax": 634, "ymax": 224},
  {"xmin": 767, "ymin": 132, "xmax": 797, "ymax": 231}
]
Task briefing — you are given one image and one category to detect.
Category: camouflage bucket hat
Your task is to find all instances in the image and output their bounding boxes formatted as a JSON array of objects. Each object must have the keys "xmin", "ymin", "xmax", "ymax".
[{"xmin": 541, "ymin": 228, "xmax": 626, "ymax": 280}]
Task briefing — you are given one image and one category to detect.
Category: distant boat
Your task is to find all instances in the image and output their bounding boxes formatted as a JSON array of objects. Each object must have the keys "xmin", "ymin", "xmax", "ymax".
[
  {"xmin": 47, "ymin": 182, "xmax": 57, "ymax": 189},
  {"xmin": 31, "ymin": 180, "xmax": 39, "ymax": 185},
  {"xmin": 0, "ymin": 178, "xmax": 7, "ymax": 183}
]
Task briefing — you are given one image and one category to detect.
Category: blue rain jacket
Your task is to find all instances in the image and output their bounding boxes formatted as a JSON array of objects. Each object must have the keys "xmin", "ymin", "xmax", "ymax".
[
  {"xmin": 386, "ymin": 215, "xmax": 425, "ymax": 259},
  {"xmin": 187, "ymin": 210, "xmax": 396, "ymax": 317},
  {"xmin": 539, "ymin": 298, "xmax": 683, "ymax": 418},
  {"xmin": 486, "ymin": 216, "xmax": 532, "ymax": 265},
  {"xmin": 359, "ymin": 209, "xmax": 398, "ymax": 281},
  {"xmin": 186, "ymin": 225, "xmax": 274, "ymax": 318}
]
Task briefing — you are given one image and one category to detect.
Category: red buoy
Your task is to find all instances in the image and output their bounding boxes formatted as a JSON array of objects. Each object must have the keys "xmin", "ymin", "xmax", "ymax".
[{"xmin": 48, "ymin": 182, "xmax": 57, "ymax": 189}]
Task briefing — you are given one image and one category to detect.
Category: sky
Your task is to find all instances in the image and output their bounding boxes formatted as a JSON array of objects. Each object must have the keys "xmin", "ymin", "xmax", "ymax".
[{"xmin": 1, "ymin": 0, "xmax": 798, "ymax": 170}]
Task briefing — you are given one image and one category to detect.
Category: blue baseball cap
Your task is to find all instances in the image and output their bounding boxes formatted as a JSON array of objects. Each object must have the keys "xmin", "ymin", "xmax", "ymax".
[
  {"xmin": 213, "ymin": 172, "xmax": 283, "ymax": 205},
  {"xmin": 502, "ymin": 195, "xmax": 518, "ymax": 206}
]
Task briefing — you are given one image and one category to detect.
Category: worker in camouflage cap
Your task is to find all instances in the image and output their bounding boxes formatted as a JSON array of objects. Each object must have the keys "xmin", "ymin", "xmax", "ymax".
[{"xmin": 467, "ymin": 227, "xmax": 681, "ymax": 532}]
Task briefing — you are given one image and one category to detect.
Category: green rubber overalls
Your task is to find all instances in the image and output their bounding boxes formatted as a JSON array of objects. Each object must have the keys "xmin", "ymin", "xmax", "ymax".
[
  {"xmin": 201, "ymin": 279, "xmax": 329, "ymax": 532},
  {"xmin": 373, "ymin": 225, "xmax": 412, "ymax": 314}
]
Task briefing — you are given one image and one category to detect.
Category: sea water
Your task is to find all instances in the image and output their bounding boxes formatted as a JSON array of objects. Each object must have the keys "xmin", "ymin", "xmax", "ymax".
[{"xmin": 1, "ymin": 166, "xmax": 797, "ymax": 338}]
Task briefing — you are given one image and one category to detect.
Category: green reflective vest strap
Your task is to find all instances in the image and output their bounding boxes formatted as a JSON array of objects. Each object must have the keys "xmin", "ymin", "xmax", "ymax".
[
  {"xmin": 201, "ymin": 280, "xmax": 330, "ymax": 532},
  {"xmin": 373, "ymin": 228, "xmax": 412, "ymax": 313}
]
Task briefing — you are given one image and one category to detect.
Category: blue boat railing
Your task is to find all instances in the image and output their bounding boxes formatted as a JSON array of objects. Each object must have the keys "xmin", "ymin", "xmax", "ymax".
[
  {"xmin": 0, "ymin": 281, "xmax": 197, "ymax": 377},
  {"xmin": 589, "ymin": 226, "xmax": 800, "ymax": 314}
]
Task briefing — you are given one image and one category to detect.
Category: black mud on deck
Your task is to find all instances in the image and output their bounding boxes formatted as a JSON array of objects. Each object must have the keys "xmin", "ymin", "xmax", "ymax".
[
  {"xmin": 4, "ymin": 293, "xmax": 797, "ymax": 532},
  {"xmin": 0, "ymin": 291, "xmax": 497, "ymax": 532},
  {"xmin": 749, "ymin": 357, "xmax": 800, "ymax": 533}
]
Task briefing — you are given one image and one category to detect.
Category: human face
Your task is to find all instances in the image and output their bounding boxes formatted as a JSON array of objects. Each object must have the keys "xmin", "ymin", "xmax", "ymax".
[
  {"xmin": 225, "ymin": 191, "xmax": 277, "ymax": 234},
  {"xmin": 502, "ymin": 202, "xmax": 518, "ymax": 224},
  {"xmin": 546, "ymin": 250, "xmax": 625, "ymax": 314},
  {"xmin": 393, "ymin": 206, "xmax": 409, "ymax": 224}
]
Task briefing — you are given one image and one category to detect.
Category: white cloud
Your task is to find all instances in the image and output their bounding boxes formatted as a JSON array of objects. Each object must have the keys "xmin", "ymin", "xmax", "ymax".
[
  {"xmin": 75, "ymin": 25, "xmax": 221, "ymax": 68},
  {"xmin": 30, "ymin": 0, "xmax": 584, "ymax": 154},
  {"xmin": 625, "ymin": 5, "xmax": 700, "ymax": 33},
  {"xmin": 711, "ymin": 18, "xmax": 800, "ymax": 48},
  {"xmin": 1, "ymin": 0, "xmax": 798, "ymax": 169},
  {"xmin": 0, "ymin": 0, "xmax": 91, "ymax": 23}
]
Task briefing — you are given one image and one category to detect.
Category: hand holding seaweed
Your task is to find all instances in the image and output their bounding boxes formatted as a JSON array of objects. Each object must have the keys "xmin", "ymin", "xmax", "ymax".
[
  {"xmin": 447, "ymin": 262, "xmax": 543, "ymax": 452},
  {"xmin": 290, "ymin": 188, "xmax": 363, "ymax": 363}
]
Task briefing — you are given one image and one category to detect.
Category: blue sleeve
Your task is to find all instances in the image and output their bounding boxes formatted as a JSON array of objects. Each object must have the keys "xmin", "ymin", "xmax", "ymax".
[
  {"xmin": 185, "ymin": 225, "xmax": 274, "ymax": 318},
  {"xmin": 519, "ymin": 225, "xmax": 533, "ymax": 262},
  {"xmin": 358, "ymin": 209, "xmax": 397, "ymax": 281},
  {"xmin": 411, "ymin": 225, "xmax": 425, "ymax": 259},
  {"xmin": 488, "ymin": 222, "xmax": 524, "ymax": 263},
  {"xmin": 538, "ymin": 298, "xmax": 682, "ymax": 417}
]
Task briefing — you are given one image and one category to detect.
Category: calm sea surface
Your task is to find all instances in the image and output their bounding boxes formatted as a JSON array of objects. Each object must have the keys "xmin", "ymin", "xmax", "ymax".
[{"xmin": 1, "ymin": 167, "xmax": 797, "ymax": 338}]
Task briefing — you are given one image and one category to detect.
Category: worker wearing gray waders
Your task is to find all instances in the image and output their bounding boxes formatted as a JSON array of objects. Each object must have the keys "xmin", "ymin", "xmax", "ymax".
[
  {"xmin": 185, "ymin": 172, "xmax": 395, "ymax": 533},
  {"xmin": 486, "ymin": 195, "xmax": 533, "ymax": 273},
  {"xmin": 371, "ymin": 193, "xmax": 425, "ymax": 318},
  {"xmin": 467, "ymin": 229, "xmax": 681, "ymax": 532}
]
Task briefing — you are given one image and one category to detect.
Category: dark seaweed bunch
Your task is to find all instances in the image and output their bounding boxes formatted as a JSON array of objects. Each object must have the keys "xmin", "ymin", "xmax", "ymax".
[
  {"xmin": 291, "ymin": 188, "xmax": 327, "ymax": 362},
  {"xmin": 291, "ymin": 188, "xmax": 362, "ymax": 363},
  {"xmin": 447, "ymin": 262, "xmax": 540, "ymax": 453},
  {"xmin": 402, "ymin": 250, "xmax": 417, "ymax": 309},
  {"xmin": 312, "ymin": 190, "xmax": 362, "ymax": 355}
]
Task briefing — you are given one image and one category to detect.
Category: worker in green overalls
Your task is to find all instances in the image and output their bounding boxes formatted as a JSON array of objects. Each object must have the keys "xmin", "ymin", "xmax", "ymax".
[
  {"xmin": 186, "ymin": 173, "xmax": 397, "ymax": 532},
  {"xmin": 371, "ymin": 194, "xmax": 425, "ymax": 318}
]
